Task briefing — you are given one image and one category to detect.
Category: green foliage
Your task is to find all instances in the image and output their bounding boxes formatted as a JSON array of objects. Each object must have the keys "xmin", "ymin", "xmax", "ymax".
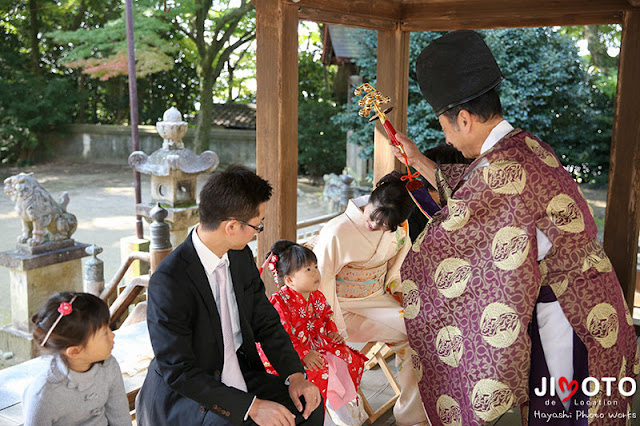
[
  {"xmin": 0, "ymin": 26, "xmax": 78, "ymax": 164},
  {"xmin": 297, "ymin": 26, "xmax": 345, "ymax": 178},
  {"xmin": 298, "ymin": 99, "xmax": 346, "ymax": 178},
  {"xmin": 334, "ymin": 28, "xmax": 615, "ymax": 184}
]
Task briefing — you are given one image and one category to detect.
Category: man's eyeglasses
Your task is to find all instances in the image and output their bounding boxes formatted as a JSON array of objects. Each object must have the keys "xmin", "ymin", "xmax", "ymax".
[{"xmin": 235, "ymin": 219, "xmax": 264, "ymax": 233}]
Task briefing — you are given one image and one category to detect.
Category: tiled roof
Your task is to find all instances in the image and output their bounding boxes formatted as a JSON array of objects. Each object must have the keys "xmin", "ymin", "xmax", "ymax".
[
  {"xmin": 322, "ymin": 25, "xmax": 366, "ymax": 65},
  {"xmin": 211, "ymin": 103, "xmax": 256, "ymax": 130}
]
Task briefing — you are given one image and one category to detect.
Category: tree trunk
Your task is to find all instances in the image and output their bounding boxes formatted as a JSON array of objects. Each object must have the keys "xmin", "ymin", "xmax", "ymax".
[
  {"xmin": 194, "ymin": 66, "xmax": 215, "ymax": 153},
  {"xmin": 584, "ymin": 25, "xmax": 615, "ymax": 74},
  {"xmin": 28, "ymin": 0, "xmax": 40, "ymax": 73}
]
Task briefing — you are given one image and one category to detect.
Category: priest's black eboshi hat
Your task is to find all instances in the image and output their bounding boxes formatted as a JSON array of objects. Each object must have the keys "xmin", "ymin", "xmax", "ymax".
[{"xmin": 416, "ymin": 30, "xmax": 503, "ymax": 116}]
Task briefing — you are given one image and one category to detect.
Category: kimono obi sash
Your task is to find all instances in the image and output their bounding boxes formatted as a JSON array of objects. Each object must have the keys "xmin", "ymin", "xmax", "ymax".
[{"xmin": 336, "ymin": 263, "xmax": 386, "ymax": 298}]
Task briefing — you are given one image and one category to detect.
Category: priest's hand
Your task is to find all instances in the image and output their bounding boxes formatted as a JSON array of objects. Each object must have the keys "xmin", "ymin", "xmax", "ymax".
[
  {"xmin": 392, "ymin": 132, "xmax": 423, "ymax": 167},
  {"xmin": 287, "ymin": 372, "xmax": 321, "ymax": 420},
  {"xmin": 248, "ymin": 398, "xmax": 296, "ymax": 426},
  {"xmin": 393, "ymin": 132, "xmax": 436, "ymax": 186}
]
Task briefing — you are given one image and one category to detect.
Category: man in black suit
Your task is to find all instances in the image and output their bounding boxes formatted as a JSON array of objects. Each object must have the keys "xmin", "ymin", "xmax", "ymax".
[{"xmin": 136, "ymin": 165, "xmax": 323, "ymax": 425}]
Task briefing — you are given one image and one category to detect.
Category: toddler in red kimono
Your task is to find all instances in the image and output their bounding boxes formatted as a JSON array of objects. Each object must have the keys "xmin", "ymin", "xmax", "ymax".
[{"xmin": 258, "ymin": 240, "xmax": 368, "ymax": 425}]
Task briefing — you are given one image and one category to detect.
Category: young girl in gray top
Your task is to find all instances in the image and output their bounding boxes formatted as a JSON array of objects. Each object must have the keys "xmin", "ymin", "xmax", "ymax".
[{"xmin": 22, "ymin": 292, "xmax": 131, "ymax": 425}]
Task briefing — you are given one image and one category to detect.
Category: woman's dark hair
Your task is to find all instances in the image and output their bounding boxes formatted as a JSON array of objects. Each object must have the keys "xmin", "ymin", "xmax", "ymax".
[
  {"xmin": 32, "ymin": 292, "xmax": 110, "ymax": 354},
  {"xmin": 269, "ymin": 239, "xmax": 317, "ymax": 284},
  {"xmin": 199, "ymin": 165, "xmax": 273, "ymax": 231},
  {"xmin": 368, "ymin": 171, "xmax": 414, "ymax": 232},
  {"xmin": 440, "ymin": 87, "xmax": 503, "ymax": 126}
]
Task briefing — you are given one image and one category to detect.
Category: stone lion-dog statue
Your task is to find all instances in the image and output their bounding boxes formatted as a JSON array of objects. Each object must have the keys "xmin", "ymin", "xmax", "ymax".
[{"xmin": 4, "ymin": 173, "xmax": 78, "ymax": 246}]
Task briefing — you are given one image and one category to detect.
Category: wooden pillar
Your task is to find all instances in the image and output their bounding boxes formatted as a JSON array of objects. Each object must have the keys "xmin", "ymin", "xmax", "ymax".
[
  {"xmin": 603, "ymin": 9, "xmax": 640, "ymax": 312},
  {"xmin": 255, "ymin": 0, "xmax": 298, "ymax": 295},
  {"xmin": 373, "ymin": 29, "xmax": 410, "ymax": 184}
]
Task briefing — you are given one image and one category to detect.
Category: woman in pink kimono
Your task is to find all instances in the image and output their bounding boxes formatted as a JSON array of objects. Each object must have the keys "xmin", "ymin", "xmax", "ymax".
[{"xmin": 313, "ymin": 172, "xmax": 429, "ymax": 426}]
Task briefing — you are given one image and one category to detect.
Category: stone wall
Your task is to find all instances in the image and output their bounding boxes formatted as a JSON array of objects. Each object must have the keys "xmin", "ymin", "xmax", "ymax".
[{"xmin": 36, "ymin": 124, "xmax": 256, "ymax": 169}]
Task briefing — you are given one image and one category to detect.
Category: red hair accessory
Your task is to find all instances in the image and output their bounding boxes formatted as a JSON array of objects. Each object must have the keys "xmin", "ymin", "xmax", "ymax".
[
  {"xmin": 259, "ymin": 253, "xmax": 279, "ymax": 282},
  {"xmin": 41, "ymin": 295, "xmax": 78, "ymax": 347}
]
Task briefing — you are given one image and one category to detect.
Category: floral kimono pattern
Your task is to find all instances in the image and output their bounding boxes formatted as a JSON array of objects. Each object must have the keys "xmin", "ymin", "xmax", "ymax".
[{"xmin": 258, "ymin": 286, "xmax": 367, "ymax": 404}]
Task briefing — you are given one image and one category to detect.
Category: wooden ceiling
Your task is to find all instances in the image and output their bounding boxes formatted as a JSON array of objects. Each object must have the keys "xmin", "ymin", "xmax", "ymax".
[{"xmin": 292, "ymin": 0, "xmax": 638, "ymax": 30}]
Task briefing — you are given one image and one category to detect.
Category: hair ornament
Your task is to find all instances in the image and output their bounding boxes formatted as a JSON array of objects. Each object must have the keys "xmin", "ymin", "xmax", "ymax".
[
  {"xmin": 259, "ymin": 252, "xmax": 279, "ymax": 276},
  {"xmin": 41, "ymin": 295, "xmax": 78, "ymax": 347}
]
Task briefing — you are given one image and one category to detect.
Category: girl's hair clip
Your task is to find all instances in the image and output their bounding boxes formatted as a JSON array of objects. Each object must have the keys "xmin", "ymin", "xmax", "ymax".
[
  {"xmin": 41, "ymin": 295, "xmax": 78, "ymax": 347},
  {"xmin": 259, "ymin": 252, "xmax": 278, "ymax": 275}
]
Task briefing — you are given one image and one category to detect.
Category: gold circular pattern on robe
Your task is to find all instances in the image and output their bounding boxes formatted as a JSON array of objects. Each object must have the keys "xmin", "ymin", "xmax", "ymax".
[
  {"xmin": 442, "ymin": 198, "xmax": 470, "ymax": 231},
  {"xmin": 482, "ymin": 160, "xmax": 526, "ymax": 195},
  {"xmin": 402, "ymin": 279, "xmax": 421, "ymax": 320},
  {"xmin": 412, "ymin": 227, "xmax": 428, "ymax": 252},
  {"xmin": 581, "ymin": 254, "xmax": 612, "ymax": 274},
  {"xmin": 588, "ymin": 389, "xmax": 604, "ymax": 420},
  {"xmin": 434, "ymin": 258, "xmax": 472, "ymax": 298},
  {"xmin": 550, "ymin": 278, "xmax": 569, "ymax": 297},
  {"xmin": 471, "ymin": 379, "xmax": 514, "ymax": 422},
  {"xmin": 546, "ymin": 194, "xmax": 585, "ymax": 234},
  {"xmin": 436, "ymin": 395, "xmax": 462, "ymax": 426},
  {"xmin": 633, "ymin": 345, "xmax": 640, "ymax": 375},
  {"xmin": 619, "ymin": 357, "xmax": 626, "ymax": 383},
  {"xmin": 525, "ymin": 137, "xmax": 560, "ymax": 168},
  {"xmin": 410, "ymin": 348, "xmax": 423, "ymax": 382},
  {"xmin": 480, "ymin": 302, "xmax": 521, "ymax": 348},
  {"xmin": 491, "ymin": 227, "xmax": 530, "ymax": 271},
  {"xmin": 586, "ymin": 303, "xmax": 619, "ymax": 348},
  {"xmin": 436, "ymin": 326, "xmax": 464, "ymax": 367}
]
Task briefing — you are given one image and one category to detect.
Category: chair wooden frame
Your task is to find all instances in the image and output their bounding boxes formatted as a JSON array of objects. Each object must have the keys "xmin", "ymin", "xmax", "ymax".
[{"xmin": 358, "ymin": 342, "xmax": 402, "ymax": 424}]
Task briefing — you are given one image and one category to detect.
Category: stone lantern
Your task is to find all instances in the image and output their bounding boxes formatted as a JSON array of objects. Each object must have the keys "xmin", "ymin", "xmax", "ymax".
[{"xmin": 129, "ymin": 107, "xmax": 219, "ymax": 246}]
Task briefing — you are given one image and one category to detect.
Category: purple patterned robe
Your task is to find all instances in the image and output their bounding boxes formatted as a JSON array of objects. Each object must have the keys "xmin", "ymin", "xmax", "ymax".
[{"xmin": 401, "ymin": 129, "xmax": 637, "ymax": 425}]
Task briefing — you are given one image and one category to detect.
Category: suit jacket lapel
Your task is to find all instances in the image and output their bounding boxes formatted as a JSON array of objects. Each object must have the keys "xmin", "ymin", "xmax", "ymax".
[{"xmin": 182, "ymin": 234, "xmax": 224, "ymax": 357}]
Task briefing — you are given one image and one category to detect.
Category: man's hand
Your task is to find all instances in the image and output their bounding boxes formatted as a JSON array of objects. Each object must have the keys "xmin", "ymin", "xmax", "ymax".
[
  {"xmin": 327, "ymin": 331, "xmax": 345, "ymax": 344},
  {"xmin": 392, "ymin": 132, "xmax": 423, "ymax": 167},
  {"xmin": 287, "ymin": 372, "xmax": 321, "ymax": 420},
  {"xmin": 393, "ymin": 131, "xmax": 437, "ymax": 186},
  {"xmin": 248, "ymin": 398, "xmax": 296, "ymax": 426},
  {"xmin": 302, "ymin": 350, "xmax": 324, "ymax": 371}
]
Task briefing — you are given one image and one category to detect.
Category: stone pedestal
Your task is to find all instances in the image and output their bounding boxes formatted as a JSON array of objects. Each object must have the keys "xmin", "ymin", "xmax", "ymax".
[{"xmin": 0, "ymin": 243, "xmax": 89, "ymax": 361}]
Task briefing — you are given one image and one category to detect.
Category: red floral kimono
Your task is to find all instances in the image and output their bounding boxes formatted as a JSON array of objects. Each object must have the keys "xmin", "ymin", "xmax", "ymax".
[{"xmin": 258, "ymin": 286, "xmax": 367, "ymax": 404}]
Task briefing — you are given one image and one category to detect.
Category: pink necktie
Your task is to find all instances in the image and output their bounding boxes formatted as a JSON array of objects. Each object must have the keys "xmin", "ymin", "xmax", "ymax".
[{"xmin": 215, "ymin": 260, "xmax": 248, "ymax": 392}]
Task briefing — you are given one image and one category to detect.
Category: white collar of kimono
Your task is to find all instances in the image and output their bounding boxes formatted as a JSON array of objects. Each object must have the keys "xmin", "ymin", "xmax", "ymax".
[
  {"xmin": 480, "ymin": 119, "xmax": 514, "ymax": 155},
  {"xmin": 345, "ymin": 194, "xmax": 387, "ymax": 242}
]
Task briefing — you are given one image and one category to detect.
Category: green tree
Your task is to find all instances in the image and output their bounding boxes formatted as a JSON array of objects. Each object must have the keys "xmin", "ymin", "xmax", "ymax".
[
  {"xmin": 297, "ymin": 25, "xmax": 346, "ymax": 179},
  {"xmin": 334, "ymin": 28, "xmax": 614, "ymax": 184}
]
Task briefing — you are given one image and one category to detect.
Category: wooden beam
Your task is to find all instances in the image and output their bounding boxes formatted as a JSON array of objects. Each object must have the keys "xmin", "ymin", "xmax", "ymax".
[
  {"xmin": 289, "ymin": 0, "xmax": 402, "ymax": 21},
  {"xmin": 298, "ymin": 7, "xmax": 398, "ymax": 30},
  {"xmin": 373, "ymin": 29, "xmax": 409, "ymax": 184},
  {"xmin": 627, "ymin": 0, "xmax": 640, "ymax": 6},
  {"xmin": 400, "ymin": 0, "xmax": 627, "ymax": 31},
  {"xmin": 401, "ymin": 11, "xmax": 624, "ymax": 31},
  {"xmin": 603, "ymin": 9, "xmax": 640, "ymax": 312},
  {"xmin": 256, "ymin": 0, "xmax": 299, "ymax": 295}
]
